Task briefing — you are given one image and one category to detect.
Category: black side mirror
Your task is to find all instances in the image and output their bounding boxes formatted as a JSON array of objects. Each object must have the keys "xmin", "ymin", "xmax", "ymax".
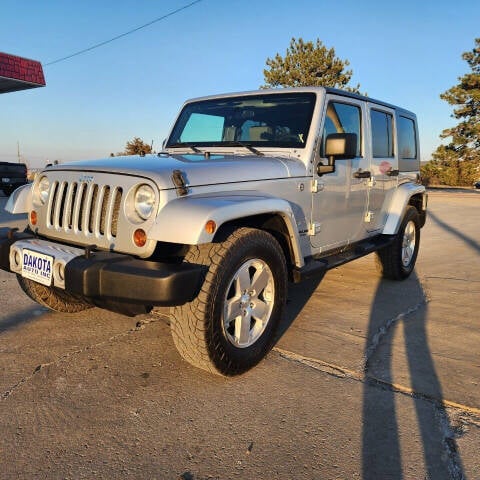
[
  {"xmin": 318, "ymin": 132, "xmax": 358, "ymax": 176},
  {"xmin": 325, "ymin": 132, "xmax": 357, "ymax": 159}
]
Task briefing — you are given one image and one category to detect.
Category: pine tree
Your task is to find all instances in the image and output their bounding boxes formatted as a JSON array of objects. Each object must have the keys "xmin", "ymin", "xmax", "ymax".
[
  {"xmin": 424, "ymin": 38, "xmax": 480, "ymax": 186},
  {"xmin": 438, "ymin": 38, "xmax": 480, "ymax": 162},
  {"xmin": 262, "ymin": 37, "xmax": 360, "ymax": 93},
  {"xmin": 121, "ymin": 137, "xmax": 152, "ymax": 156}
]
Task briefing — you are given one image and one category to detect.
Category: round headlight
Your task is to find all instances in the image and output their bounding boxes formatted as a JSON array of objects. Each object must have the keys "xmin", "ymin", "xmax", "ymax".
[
  {"xmin": 134, "ymin": 184, "xmax": 156, "ymax": 220},
  {"xmin": 33, "ymin": 176, "xmax": 50, "ymax": 206}
]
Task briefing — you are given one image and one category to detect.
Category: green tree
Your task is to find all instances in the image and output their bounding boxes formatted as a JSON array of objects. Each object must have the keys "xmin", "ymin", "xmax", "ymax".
[
  {"xmin": 425, "ymin": 38, "xmax": 480, "ymax": 186},
  {"xmin": 262, "ymin": 37, "xmax": 361, "ymax": 93},
  {"xmin": 439, "ymin": 38, "xmax": 480, "ymax": 161},
  {"xmin": 120, "ymin": 137, "xmax": 153, "ymax": 156}
]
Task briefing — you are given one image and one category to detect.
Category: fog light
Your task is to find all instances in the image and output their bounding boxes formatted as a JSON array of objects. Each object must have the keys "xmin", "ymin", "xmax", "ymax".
[
  {"xmin": 13, "ymin": 250, "xmax": 21, "ymax": 268},
  {"xmin": 205, "ymin": 220, "xmax": 216, "ymax": 235},
  {"xmin": 133, "ymin": 229, "xmax": 147, "ymax": 247},
  {"xmin": 30, "ymin": 210, "xmax": 37, "ymax": 225},
  {"xmin": 55, "ymin": 262, "xmax": 65, "ymax": 282}
]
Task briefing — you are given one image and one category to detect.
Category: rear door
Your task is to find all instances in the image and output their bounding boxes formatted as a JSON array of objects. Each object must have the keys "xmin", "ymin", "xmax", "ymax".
[{"xmin": 366, "ymin": 104, "xmax": 398, "ymax": 232}]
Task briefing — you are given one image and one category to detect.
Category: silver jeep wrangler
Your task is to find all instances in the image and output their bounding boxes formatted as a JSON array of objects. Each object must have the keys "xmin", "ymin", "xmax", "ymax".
[{"xmin": 0, "ymin": 87, "xmax": 427, "ymax": 375}]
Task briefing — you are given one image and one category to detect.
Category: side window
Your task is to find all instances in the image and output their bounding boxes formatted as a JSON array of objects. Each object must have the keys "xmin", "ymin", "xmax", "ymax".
[
  {"xmin": 370, "ymin": 109, "xmax": 393, "ymax": 157},
  {"xmin": 398, "ymin": 116, "xmax": 417, "ymax": 159},
  {"xmin": 321, "ymin": 102, "xmax": 362, "ymax": 157},
  {"xmin": 180, "ymin": 113, "xmax": 224, "ymax": 142}
]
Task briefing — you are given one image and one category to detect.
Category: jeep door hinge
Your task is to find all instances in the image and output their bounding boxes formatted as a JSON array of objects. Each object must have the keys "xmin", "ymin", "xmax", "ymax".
[
  {"xmin": 364, "ymin": 211, "xmax": 374, "ymax": 223},
  {"xmin": 311, "ymin": 179, "xmax": 325, "ymax": 193},
  {"xmin": 308, "ymin": 222, "xmax": 322, "ymax": 235}
]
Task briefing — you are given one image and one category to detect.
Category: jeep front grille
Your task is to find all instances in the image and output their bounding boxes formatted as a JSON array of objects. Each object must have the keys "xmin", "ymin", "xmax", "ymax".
[{"xmin": 47, "ymin": 180, "xmax": 122, "ymax": 239}]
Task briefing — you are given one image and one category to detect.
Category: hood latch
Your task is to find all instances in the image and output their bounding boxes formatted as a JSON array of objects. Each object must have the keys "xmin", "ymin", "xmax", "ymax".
[{"xmin": 171, "ymin": 169, "xmax": 189, "ymax": 196}]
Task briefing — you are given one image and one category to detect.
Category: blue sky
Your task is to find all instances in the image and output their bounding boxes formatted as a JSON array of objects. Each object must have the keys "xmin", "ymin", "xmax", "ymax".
[{"xmin": 1, "ymin": 0, "xmax": 479, "ymax": 168}]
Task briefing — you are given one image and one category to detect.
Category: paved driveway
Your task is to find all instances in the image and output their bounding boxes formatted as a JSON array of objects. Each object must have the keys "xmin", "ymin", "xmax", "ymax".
[{"xmin": 0, "ymin": 190, "xmax": 479, "ymax": 479}]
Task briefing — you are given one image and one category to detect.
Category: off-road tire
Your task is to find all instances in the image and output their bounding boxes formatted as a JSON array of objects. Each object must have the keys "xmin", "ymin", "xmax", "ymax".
[
  {"xmin": 170, "ymin": 227, "xmax": 287, "ymax": 376},
  {"xmin": 376, "ymin": 206, "xmax": 420, "ymax": 280},
  {"xmin": 17, "ymin": 276, "xmax": 93, "ymax": 313}
]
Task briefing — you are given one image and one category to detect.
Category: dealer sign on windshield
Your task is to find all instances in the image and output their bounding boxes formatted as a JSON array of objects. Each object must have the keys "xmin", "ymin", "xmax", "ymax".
[{"xmin": 22, "ymin": 249, "xmax": 53, "ymax": 286}]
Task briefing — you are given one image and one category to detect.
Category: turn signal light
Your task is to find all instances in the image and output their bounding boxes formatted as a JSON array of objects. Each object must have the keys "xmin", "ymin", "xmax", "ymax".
[
  {"xmin": 205, "ymin": 220, "xmax": 216, "ymax": 235},
  {"xmin": 133, "ymin": 229, "xmax": 147, "ymax": 247},
  {"xmin": 30, "ymin": 210, "xmax": 37, "ymax": 225}
]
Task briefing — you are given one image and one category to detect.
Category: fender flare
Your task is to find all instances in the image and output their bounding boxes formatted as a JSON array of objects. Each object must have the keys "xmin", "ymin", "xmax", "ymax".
[
  {"xmin": 382, "ymin": 183, "xmax": 426, "ymax": 235},
  {"xmin": 5, "ymin": 183, "xmax": 32, "ymax": 214},
  {"xmin": 149, "ymin": 194, "xmax": 305, "ymax": 267}
]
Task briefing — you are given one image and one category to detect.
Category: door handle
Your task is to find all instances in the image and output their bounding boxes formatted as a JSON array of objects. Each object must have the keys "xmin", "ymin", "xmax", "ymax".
[{"xmin": 353, "ymin": 170, "xmax": 371, "ymax": 179}]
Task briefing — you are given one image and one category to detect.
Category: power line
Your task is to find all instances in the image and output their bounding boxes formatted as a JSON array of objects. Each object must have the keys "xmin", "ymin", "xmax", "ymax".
[{"xmin": 44, "ymin": 0, "xmax": 203, "ymax": 66}]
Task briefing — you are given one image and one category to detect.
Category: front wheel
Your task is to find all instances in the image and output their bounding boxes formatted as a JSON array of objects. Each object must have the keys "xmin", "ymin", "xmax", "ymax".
[
  {"xmin": 17, "ymin": 276, "xmax": 93, "ymax": 313},
  {"xmin": 376, "ymin": 206, "xmax": 420, "ymax": 280},
  {"xmin": 170, "ymin": 228, "xmax": 287, "ymax": 376}
]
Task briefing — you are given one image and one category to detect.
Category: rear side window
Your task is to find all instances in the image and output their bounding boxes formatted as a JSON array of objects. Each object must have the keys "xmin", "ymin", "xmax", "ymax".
[
  {"xmin": 370, "ymin": 109, "xmax": 393, "ymax": 157},
  {"xmin": 398, "ymin": 116, "xmax": 417, "ymax": 159},
  {"xmin": 321, "ymin": 102, "xmax": 362, "ymax": 157}
]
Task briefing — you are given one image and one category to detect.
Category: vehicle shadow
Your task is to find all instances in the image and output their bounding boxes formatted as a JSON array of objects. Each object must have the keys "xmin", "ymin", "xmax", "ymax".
[
  {"xmin": 0, "ymin": 305, "xmax": 44, "ymax": 334},
  {"xmin": 428, "ymin": 210, "xmax": 480, "ymax": 253},
  {"xmin": 275, "ymin": 274, "xmax": 324, "ymax": 341},
  {"xmin": 362, "ymin": 272, "xmax": 466, "ymax": 479}
]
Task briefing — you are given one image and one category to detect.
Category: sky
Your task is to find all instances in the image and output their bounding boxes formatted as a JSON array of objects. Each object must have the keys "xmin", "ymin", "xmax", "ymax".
[{"xmin": 0, "ymin": 0, "xmax": 479, "ymax": 168}]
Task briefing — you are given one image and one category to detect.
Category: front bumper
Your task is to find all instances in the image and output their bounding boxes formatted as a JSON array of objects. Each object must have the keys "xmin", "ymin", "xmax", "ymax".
[{"xmin": 0, "ymin": 228, "xmax": 205, "ymax": 307}]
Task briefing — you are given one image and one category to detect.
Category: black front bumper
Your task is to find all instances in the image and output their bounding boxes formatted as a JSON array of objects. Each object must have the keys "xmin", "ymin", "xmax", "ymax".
[{"xmin": 0, "ymin": 228, "xmax": 205, "ymax": 308}]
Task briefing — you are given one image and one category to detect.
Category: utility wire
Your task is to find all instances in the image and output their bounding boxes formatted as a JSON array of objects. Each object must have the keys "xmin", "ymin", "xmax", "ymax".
[{"xmin": 44, "ymin": 0, "xmax": 203, "ymax": 66}]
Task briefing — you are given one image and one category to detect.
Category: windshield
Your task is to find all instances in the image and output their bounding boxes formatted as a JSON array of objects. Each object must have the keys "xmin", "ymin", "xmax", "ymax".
[{"xmin": 166, "ymin": 92, "xmax": 316, "ymax": 149}]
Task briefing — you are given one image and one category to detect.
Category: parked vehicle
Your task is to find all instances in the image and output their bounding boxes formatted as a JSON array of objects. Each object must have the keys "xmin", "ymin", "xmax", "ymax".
[
  {"xmin": 474, "ymin": 181, "xmax": 480, "ymax": 189},
  {"xmin": 0, "ymin": 87, "xmax": 427, "ymax": 375},
  {"xmin": 0, "ymin": 162, "xmax": 28, "ymax": 196}
]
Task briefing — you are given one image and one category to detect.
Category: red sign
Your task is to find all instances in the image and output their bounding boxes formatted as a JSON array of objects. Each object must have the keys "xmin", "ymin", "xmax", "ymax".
[{"xmin": 0, "ymin": 52, "xmax": 46, "ymax": 94}]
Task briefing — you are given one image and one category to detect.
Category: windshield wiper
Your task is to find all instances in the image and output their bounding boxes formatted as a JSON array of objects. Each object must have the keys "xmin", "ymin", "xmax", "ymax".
[
  {"xmin": 167, "ymin": 141, "xmax": 264, "ymax": 157},
  {"xmin": 167, "ymin": 142, "xmax": 203, "ymax": 154},
  {"xmin": 188, "ymin": 145, "xmax": 202, "ymax": 154},
  {"xmin": 226, "ymin": 141, "xmax": 264, "ymax": 156},
  {"xmin": 167, "ymin": 142, "xmax": 214, "ymax": 159}
]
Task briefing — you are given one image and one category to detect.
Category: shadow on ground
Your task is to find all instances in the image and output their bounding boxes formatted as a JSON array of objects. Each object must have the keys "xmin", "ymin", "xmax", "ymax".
[
  {"xmin": 362, "ymin": 272, "xmax": 467, "ymax": 479},
  {"xmin": 0, "ymin": 305, "xmax": 45, "ymax": 334}
]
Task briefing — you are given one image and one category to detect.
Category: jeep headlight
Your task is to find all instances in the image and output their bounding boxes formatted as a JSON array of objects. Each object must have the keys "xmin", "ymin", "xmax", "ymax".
[
  {"xmin": 32, "ymin": 176, "xmax": 50, "ymax": 206},
  {"xmin": 134, "ymin": 184, "xmax": 156, "ymax": 220}
]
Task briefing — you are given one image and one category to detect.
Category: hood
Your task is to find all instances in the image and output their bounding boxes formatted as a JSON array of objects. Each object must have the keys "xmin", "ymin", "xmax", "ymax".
[{"xmin": 45, "ymin": 153, "xmax": 307, "ymax": 190}]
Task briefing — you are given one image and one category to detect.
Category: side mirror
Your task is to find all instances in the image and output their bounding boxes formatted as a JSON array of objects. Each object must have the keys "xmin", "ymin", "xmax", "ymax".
[
  {"xmin": 325, "ymin": 132, "xmax": 357, "ymax": 159},
  {"xmin": 318, "ymin": 133, "xmax": 358, "ymax": 176}
]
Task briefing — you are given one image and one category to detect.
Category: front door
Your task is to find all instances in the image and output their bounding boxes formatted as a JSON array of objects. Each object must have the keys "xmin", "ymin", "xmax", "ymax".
[{"xmin": 310, "ymin": 95, "xmax": 369, "ymax": 251}]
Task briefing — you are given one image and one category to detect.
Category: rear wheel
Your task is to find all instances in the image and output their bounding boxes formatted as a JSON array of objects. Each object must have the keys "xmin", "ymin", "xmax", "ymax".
[
  {"xmin": 170, "ymin": 228, "xmax": 287, "ymax": 376},
  {"xmin": 376, "ymin": 206, "xmax": 420, "ymax": 280},
  {"xmin": 17, "ymin": 276, "xmax": 93, "ymax": 313}
]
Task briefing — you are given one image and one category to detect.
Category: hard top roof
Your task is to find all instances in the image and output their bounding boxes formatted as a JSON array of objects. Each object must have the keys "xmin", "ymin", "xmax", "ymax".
[{"xmin": 184, "ymin": 87, "xmax": 416, "ymax": 118}]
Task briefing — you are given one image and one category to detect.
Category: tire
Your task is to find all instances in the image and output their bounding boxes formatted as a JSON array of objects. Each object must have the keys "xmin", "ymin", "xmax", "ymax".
[
  {"xmin": 170, "ymin": 227, "xmax": 287, "ymax": 376},
  {"xmin": 376, "ymin": 206, "xmax": 420, "ymax": 280},
  {"xmin": 17, "ymin": 276, "xmax": 93, "ymax": 313}
]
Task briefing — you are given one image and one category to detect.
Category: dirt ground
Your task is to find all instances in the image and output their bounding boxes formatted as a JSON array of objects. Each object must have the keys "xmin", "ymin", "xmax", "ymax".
[{"xmin": 0, "ymin": 189, "xmax": 479, "ymax": 479}]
